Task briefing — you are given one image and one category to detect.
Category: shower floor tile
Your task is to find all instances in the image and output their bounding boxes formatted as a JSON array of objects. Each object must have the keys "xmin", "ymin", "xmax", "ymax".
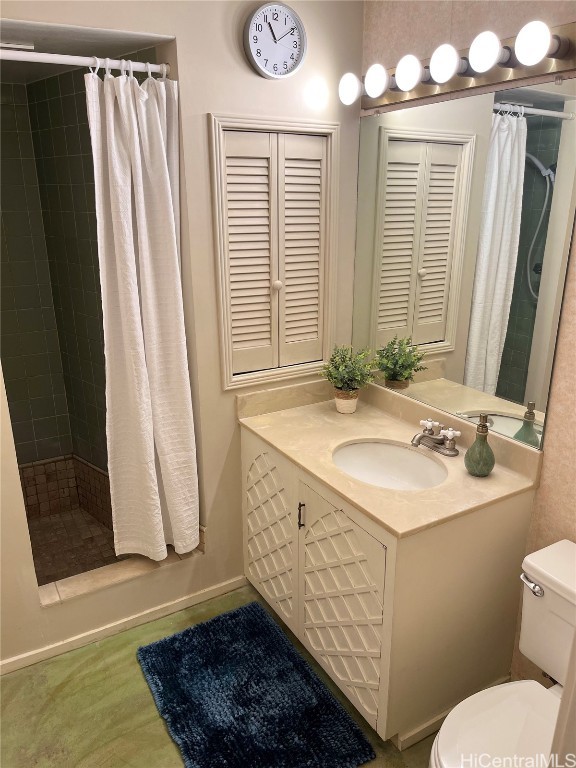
[{"xmin": 27, "ymin": 509, "xmax": 122, "ymax": 586}]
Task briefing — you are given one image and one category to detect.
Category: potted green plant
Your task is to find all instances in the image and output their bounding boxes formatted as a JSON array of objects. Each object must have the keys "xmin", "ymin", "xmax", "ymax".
[
  {"xmin": 375, "ymin": 336, "xmax": 426, "ymax": 389},
  {"xmin": 321, "ymin": 346, "xmax": 374, "ymax": 413}
]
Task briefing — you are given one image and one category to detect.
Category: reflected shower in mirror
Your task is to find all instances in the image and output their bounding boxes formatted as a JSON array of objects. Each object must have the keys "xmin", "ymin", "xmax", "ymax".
[{"xmin": 353, "ymin": 79, "xmax": 576, "ymax": 448}]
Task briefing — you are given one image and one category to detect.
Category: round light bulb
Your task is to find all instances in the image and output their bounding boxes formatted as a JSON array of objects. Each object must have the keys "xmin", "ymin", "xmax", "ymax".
[
  {"xmin": 394, "ymin": 54, "xmax": 423, "ymax": 92},
  {"xmin": 338, "ymin": 72, "xmax": 361, "ymax": 105},
  {"xmin": 430, "ymin": 43, "xmax": 460, "ymax": 84},
  {"xmin": 364, "ymin": 63, "xmax": 389, "ymax": 98},
  {"xmin": 469, "ymin": 31, "xmax": 503, "ymax": 73},
  {"xmin": 515, "ymin": 21, "xmax": 551, "ymax": 66}
]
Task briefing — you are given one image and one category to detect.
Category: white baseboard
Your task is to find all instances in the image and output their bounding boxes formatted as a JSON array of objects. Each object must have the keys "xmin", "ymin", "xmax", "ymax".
[
  {"xmin": 0, "ymin": 575, "xmax": 247, "ymax": 675},
  {"xmin": 392, "ymin": 674, "xmax": 511, "ymax": 750}
]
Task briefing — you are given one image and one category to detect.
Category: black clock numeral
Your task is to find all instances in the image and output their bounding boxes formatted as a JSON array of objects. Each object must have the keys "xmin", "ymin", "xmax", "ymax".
[
  {"xmin": 290, "ymin": 53, "xmax": 295, "ymax": 60},
  {"xmin": 264, "ymin": 59, "xmax": 268, "ymax": 66},
  {"xmin": 256, "ymin": 49, "xmax": 261, "ymax": 57},
  {"xmin": 263, "ymin": 14, "xmax": 268, "ymax": 22},
  {"xmin": 293, "ymin": 40, "xmax": 298, "ymax": 48},
  {"xmin": 255, "ymin": 23, "xmax": 262, "ymax": 32},
  {"xmin": 272, "ymin": 11, "xmax": 278, "ymax": 20},
  {"xmin": 253, "ymin": 35, "xmax": 258, "ymax": 43},
  {"xmin": 273, "ymin": 63, "xmax": 278, "ymax": 72},
  {"xmin": 283, "ymin": 61, "xmax": 288, "ymax": 69}
]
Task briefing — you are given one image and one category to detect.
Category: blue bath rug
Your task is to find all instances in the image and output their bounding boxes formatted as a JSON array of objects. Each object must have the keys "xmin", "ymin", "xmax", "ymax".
[{"xmin": 137, "ymin": 601, "xmax": 375, "ymax": 768}]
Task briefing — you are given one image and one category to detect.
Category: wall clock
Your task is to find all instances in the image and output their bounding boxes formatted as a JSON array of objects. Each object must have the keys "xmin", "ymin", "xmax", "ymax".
[{"xmin": 244, "ymin": 3, "xmax": 307, "ymax": 79}]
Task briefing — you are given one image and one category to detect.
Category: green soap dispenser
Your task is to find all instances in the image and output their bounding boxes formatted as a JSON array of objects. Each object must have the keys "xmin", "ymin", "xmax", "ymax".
[
  {"xmin": 513, "ymin": 402, "xmax": 540, "ymax": 447},
  {"xmin": 464, "ymin": 414, "xmax": 495, "ymax": 477}
]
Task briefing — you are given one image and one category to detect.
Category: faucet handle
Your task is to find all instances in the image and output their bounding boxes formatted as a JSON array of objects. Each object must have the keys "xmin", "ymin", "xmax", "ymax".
[
  {"xmin": 420, "ymin": 418, "xmax": 439, "ymax": 434},
  {"xmin": 440, "ymin": 428, "xmax": 461, "ymax": 440}
]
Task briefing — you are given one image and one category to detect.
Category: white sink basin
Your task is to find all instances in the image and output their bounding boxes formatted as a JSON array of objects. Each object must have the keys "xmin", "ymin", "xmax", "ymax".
[{"xmin": 332, "ymin": 440, "xmax": 448, "ymax": 491}]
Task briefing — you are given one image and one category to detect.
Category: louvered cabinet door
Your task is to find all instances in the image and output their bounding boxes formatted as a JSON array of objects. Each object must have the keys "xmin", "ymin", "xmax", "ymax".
[
  {"xmin": 413, "ymin": 142, "xmax": 462, "ymax": 345},
  {"xmin": 224, "ymin": 131, "xmax": 278, "ymax": 375},
  {"xmin": 297, "ymin": 484, "xmax": 386, "ymax": 729},
  {"xmin": 278, "ymin": 133, "xmax": 327, "ymax": 366},
  {"xmin": 374, "ymin": 140, "xmax": 425, "ymax": 347}
]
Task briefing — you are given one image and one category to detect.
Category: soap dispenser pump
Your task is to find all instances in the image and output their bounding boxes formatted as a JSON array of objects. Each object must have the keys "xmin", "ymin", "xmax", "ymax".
[
  {"xmin": 513, "ymin": 402, "xmax": 540, "ymax": 447},
  {"xmin": 464, "ymin": 414, "xmax": 495, "ymax": 477}
]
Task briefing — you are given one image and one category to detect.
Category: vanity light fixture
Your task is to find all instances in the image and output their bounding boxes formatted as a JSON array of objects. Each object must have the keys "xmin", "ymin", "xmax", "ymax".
[
  {"xmin": 364, "ymin": 63, "xmax": 389, "ymax": 98},
  {"xmin": 338, "ymin": 72, "xmax": 362, "ymax": 104},
  {"xmin": 353, "ymin": 19, "xmax": 573, "ymax": 106},
  {"xmin": 429, "ymin": 43, "xmax": 469, "ymax": 84},
  {"xmin": 468, "ymin": 31, "xmax": 511, "ymax": 73},
  {"xmin": 515, "ymin": 20, "xmax": 570, "ymax": 66},
  {"xmin": 394, "ymin": 54, "xmax": 425, "ymax": 92}
]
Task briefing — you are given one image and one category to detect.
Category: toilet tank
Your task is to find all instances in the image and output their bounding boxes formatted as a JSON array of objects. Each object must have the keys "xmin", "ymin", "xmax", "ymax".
[{"xmin": 519, "ymin": 539, "xmax": 576, "ymax": 685}]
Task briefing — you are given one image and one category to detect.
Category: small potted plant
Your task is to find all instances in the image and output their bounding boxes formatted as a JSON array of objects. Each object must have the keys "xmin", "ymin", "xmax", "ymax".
[
  {"xmin": 375, "ymin": 336, "xmax": 426, "ymax": 389},
  {"xmin": 321, "ymin": 346, "xmax": 374, "ymax": 413}
]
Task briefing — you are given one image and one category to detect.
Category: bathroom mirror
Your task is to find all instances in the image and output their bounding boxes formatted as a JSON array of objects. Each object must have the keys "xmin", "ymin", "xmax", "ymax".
[{"xmin": 352, "ymin": 78, "xmax": 576, "ymax": 448}]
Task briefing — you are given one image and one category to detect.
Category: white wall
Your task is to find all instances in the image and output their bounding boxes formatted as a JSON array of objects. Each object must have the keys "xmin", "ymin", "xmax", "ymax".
[{"xmin": 0, "ymin": 1, "xmax": 363, "ymax": 665}]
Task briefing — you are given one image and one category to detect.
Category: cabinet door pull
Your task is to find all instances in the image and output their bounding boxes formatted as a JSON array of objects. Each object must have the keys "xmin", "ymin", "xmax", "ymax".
[{"xmin": 297, "ymin": 502, "xmax": 306, "ymax": 529}]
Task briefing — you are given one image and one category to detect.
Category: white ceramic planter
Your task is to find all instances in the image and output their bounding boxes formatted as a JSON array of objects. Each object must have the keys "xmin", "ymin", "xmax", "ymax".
[{"xmin": 334, "ymin": 389, "xmax": 359, "ymax": 413}]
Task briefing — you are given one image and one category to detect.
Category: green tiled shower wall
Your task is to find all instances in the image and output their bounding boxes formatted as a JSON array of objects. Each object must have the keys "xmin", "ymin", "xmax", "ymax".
[
  {"xmin": 1, "ymin": 82, "xmax": 72, "ymax": 464},
  {"xmin": 1, "ymin": 71, "xmax": 105, "ymax": 468},
  {"xmin": 27, "ymin": 69, "xmax": 107, "ymax": 469},
  {"xmin": 496, "ymin": 108, "xmax": 563, "ymax": 405}
]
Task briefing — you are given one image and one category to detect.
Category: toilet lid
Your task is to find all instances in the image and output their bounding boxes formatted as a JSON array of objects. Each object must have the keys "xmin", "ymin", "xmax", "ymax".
[{"xmin": 437, "ymin": 681, "xmax": 560, "ymax": 768}]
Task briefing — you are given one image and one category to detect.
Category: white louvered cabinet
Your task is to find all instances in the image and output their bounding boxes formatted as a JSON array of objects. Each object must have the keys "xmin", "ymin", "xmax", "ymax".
[
  {"xmin": 373, "ymin": 138, "xmax": 463, "ymax": 348},
  {"xmin": 222, "ymin": 130, "xmax": 327, "ymax": 378}
]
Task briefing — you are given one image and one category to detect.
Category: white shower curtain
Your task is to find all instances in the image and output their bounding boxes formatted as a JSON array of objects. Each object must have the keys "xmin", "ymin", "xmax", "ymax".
[
  {"xmin": 85, "ymin": 69, "xmax": 199, "ymax": 561},
  {"xmin": 464, "ymin": 112, "xmax": 527, "ymax": 394}
]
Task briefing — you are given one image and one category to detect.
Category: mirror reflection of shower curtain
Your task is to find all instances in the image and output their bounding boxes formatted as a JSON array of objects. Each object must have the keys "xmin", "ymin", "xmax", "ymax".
[
  {"xmin": 464, "ymin": 113, "xmax": 527, "ymax": 395},
  {"xmin": 85, "ymin": 71, "xmax": 199, "ymax": 561}
]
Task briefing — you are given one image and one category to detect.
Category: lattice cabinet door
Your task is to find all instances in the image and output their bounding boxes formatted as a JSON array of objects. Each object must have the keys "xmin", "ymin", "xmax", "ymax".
[
  {"xmin": 297, "ymin": 483, "xmax": 387, "ymax": 728},
  {"xmin": 242, "ymin": 431, "xmax": 298, "ymax": 635}
]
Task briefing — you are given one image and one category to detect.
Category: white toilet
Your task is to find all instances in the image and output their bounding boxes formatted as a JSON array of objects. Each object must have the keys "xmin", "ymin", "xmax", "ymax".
[{"xmin": 430, "ymin": 539, "xmax": 576, "ymax": 767}]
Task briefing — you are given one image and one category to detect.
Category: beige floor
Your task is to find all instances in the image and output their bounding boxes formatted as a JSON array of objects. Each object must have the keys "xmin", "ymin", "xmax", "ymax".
[{"xmin": 1, "ymin": 584, "xmax": 435, "ymax": 767}]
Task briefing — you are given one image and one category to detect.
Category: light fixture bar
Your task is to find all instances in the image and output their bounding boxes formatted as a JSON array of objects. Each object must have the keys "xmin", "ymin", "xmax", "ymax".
[{"xmin": 361, "ymin": 21, "xmax": 575, "ymax": 110}]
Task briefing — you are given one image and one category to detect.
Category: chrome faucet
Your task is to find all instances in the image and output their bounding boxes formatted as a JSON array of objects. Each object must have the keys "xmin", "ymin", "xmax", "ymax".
[{"xmin": 411, "ymin": 419, "xmax": 461, "ymax": 457}]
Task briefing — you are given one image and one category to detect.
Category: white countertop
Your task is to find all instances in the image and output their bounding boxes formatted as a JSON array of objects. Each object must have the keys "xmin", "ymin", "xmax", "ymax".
[{"xmin": 239, "ymin": 393, "xmax": 538, "ymax": 538}]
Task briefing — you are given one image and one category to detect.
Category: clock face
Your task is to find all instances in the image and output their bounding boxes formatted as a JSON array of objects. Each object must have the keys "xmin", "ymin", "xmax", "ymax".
[{"xmin": 244, "ymin": 4, "xmax": 307, "ymax": 79}]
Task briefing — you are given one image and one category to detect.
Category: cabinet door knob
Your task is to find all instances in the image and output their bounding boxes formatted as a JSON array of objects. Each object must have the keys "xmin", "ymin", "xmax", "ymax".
[
  {"xmin": 417, "ymin": 268, "xmax": 427, "ymax": 278},
  {"xmin": 272, "ymin": 280, "xmax": 283, "ymax": 291}
]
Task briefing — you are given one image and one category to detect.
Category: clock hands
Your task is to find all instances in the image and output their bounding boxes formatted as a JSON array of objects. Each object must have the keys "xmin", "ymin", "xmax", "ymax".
[
  {"xmin": 276, "ymin": 26, "xmax": 296, "ymax": 42},
  {"xmin": 267, "ymin": 21, "xmax": 278, "ymax": 43}
]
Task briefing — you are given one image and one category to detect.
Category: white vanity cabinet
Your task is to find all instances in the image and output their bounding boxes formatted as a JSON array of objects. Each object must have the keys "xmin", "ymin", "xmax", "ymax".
[
  {"xmin": 297, "ymin": 482, "xmax": 386, "ymax": 728},
  {"xmin": 242, "ymin": 429, "xmax": 389, "ymax": 729},
  {"xmin": 241, "ymin": 424, "xmax": 534, "ymax": 749},
  {"xmin": 242, "ymin": 431, "xmax": 300, "ymax": 636}
]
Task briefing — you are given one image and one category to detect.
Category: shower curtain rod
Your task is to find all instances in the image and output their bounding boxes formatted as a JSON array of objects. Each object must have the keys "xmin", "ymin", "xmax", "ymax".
[
  {"xmin": 493, "ymin": 102, "xmax": 574, "ymax": 120},
  {"xmin": 0, "ymin": 49, "xmax": 169, "ymax": 75}
]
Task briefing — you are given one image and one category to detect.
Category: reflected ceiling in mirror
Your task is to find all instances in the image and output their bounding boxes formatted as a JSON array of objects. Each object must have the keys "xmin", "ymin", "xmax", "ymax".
[{"xmin": 352, "ymin": 78, "xmax": 576, "ymax": 449}]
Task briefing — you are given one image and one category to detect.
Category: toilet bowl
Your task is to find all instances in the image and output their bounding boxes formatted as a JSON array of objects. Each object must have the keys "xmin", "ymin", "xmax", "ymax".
[
  {"xmin": 429, "ymin": 681, "xmax": 561, "ymax": 768},
  {"xmin": 430, "ymin": 540, "xmax": 576, "ymax": 768}
]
